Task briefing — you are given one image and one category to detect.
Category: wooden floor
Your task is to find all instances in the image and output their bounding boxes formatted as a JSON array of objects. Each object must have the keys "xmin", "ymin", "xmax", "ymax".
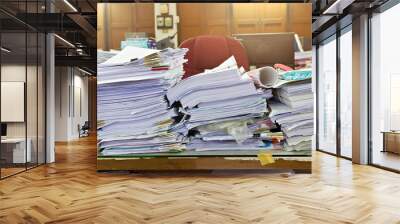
[
  {"xmin": 1, "ymin": 136, "xmax": 400, "ymax": 224},
  {"xmin": 373, "ymin": 150, "xmax": 400, "ymax": 171}
]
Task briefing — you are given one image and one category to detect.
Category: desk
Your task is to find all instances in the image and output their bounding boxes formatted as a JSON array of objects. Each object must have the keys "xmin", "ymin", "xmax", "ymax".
[
  {"xmin": 1, "ymin": 138, "xmax": 32, "ymax": 163},
  {"xmin": 382, "ymin": 131, "xmax": 400, "ymax": 154}
]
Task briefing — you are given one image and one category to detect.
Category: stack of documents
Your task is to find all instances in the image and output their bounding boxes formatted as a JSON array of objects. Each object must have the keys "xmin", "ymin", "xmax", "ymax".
[
  {"xmin": 97, "ymin": 46, "xmax": 188, "ymax": 156},
  {"xmin": 167, "ymin": 57, "xmax": 284, "ymax": 151},
  {"xmin": 269, "ymin": 80, "xmax": 313, "ymax": 151},
  {"xmin": 97, "ymin": 50, "xmax": 118, "ymax": 64},
  {"xmin": 295, "ymin": 51, "xmax": 312, "ymax": 69}
]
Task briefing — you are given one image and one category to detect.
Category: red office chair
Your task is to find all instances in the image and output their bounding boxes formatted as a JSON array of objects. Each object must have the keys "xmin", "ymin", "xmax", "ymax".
[{"xmin": 179, "ymin": 35, "xmax": 249, "ymax": 78}]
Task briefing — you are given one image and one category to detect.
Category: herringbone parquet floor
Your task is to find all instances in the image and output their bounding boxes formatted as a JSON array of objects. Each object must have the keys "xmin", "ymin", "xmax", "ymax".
[{"xmin": 1, "ymin": 136, "xmax": 400, "ymax": 224}]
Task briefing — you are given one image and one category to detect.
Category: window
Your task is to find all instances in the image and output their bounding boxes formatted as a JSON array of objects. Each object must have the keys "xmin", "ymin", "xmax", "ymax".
[
  {"xmin": 370, "ymin": 3, "xmax": 400, "ymax": 171},
  {"xmin": 317, "ymin": 36, "xmax": 337, "ymax": 154},
  {"xmin": 339, "ymin": 27, "xmax": 352, "ymax": 158}
]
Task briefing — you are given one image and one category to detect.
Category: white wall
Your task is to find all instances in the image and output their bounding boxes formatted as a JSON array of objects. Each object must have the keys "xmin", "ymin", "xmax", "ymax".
[
  {"xmin": 55, "ymin": 67, "xmax": 89, "ymax": 141},
  {"xmin": 1, "ymin": 65, "xmax": 30, "ymax": 138},
  {"xmin": 154, "ymin": 3, "xmax": 178, "ymax": 47},
  {"xmin": 1, "ymin": 64, "xmax": 46, "ymax": 163}
]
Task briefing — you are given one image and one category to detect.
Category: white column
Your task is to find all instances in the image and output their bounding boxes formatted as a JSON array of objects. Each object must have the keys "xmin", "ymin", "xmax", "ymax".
[
  {"xmin": 352, "ymin": 14, "xmax": 369, "ymax": 164},
  {"xmin": 46, "ymin": 33, "xmax": 55, "ymax": 163}
]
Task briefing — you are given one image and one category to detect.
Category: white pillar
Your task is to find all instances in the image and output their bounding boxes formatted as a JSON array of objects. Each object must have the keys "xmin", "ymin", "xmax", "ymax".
[
  {"xmin": 352, "ymin": 14, "xmax": 369, "ymax": 164},
  {"xmin": 46, "ymin": 33, "xmax": 55, "ymax": 163}
]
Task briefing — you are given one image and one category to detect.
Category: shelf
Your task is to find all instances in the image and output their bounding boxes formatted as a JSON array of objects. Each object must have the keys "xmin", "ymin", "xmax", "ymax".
[{"xmin": 98, "ymin": 149, "xmax": 311, "ymax": 158}]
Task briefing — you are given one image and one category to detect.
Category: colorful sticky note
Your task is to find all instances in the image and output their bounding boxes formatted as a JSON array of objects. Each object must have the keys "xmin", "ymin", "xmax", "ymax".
[{"xmin": 257, "ymin": 152, "xmax": 275, "ymax": 166}]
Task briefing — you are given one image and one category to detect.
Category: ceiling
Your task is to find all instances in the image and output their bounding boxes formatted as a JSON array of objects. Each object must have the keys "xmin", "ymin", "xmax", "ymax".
[
  {"xmin": 311, "ymin": 0, "xmax": 390, "ymax": 43},
  {"xmin": 0, "ymin": 0, "xmax": 97, "ymax": 74}
]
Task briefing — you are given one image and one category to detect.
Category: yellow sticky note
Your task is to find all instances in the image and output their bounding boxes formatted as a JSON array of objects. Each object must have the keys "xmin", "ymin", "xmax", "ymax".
[{"xmin": 258, "ymin": 152, "xmax": 275, "ymax": 166}]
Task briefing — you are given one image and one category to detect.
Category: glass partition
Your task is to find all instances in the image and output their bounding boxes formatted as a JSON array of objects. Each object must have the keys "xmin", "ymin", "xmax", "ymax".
[
  {"xmin": 1, "ymin": 31, "xmax": 28, "ymax": 177},
  {"xmin": 27, "ymin": 31, "xmax": 38, "ymax": 169},
  {"xmin": 317, "ymin": 36, "xmax": 337, "ymax": 154},
  {"xmin": 0, "ymin": 1, "xmax": 46, "ymax": 179},
  {"xmin": 339, "ymin": 27, "xmax": 352, "ymax": 158},
  {"xmin": 370, "ymin": 3, "xmax": 400, "ymax": 171}
]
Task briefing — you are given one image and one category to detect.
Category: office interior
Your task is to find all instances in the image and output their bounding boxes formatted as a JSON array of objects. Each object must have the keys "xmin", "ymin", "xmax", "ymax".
[
  {"xmin": 0, "ymin": 0, "xmax": 97, "ymax": 179},
  {"xmin": 314, "ymin": 0, "xmax": 400, "ymax": 172},
  {"xmin": 96, "ymin": 3, "xmax": 313, "ymax": 171},
  {"xmin": 0, "ymin": 0, "xmax": 400, "ymax": 223}
]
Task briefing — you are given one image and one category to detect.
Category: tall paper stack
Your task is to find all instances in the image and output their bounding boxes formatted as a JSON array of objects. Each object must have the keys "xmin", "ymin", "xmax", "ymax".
[
  {"xmin": 97, "ymin": 46, "xmax": 188, "ymax": 156},
  {"xmin": 167, "ymin": 57, "xmax": 284, "ymax": 151},
  {"xmin": 269, "ymin": 80, "xmax": 313, "ymax": 151}
]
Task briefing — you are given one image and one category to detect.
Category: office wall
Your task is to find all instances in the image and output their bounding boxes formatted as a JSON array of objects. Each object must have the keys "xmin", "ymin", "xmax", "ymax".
[
  {"xmin": 88, "ymin": 76, "xmax": 97, "ymax": 132},
  {"xmin": 97, "ymin": 3, "xmax": 155, "ymax": 50},
  {"xmin": 177, "ymin": 3, "xmax": 232, "ymax": 43},
  {"xmin": 97, "ymin": 3, "xmax": 311, "ymax": 49},
  {"xmin": 154, "ymin": 3, "xmax": 178, "ymax": 47},
  {"xmin": 55, "ymin": 67, "xmax": 89, "ymax": 141},
  {"xmin": 178, "ymin": 3, "xmax": 311, "ymax": 45},
  {"xmin": 1, "ymin": 65, "xmax": 38, "ymax": 138}
]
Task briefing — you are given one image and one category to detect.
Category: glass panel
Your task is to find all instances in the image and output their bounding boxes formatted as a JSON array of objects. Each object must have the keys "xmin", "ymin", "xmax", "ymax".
[
  {"xmin": 339, "ymin": 28, "xmax": 352, "ymax": 158},
  {"xmin": 27, "ymin": 31, "xmax": 38, "ymax": 169},
  {"xmin": 371, "ymin": 4, "xmax": 400, "ymax": 171},
  {"xmin": 317, "ymin": 37, "xmax": 337, "ymax": 154},
  {"xmin": 38, "ymin": 32, "xmax": 46, "ymax": 165},
  {"xmin": 1, "ymin": 31, "xmax": 27, "ymax": 177}
]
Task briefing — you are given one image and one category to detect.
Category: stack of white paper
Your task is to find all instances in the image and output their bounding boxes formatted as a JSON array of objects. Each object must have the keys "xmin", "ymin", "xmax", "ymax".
[
  {"xmin": 97, "ymin": 46, "xmax": 188, "ymax": 156},
  {"xmin": 269, "ymin": 80, "xmax": 313, "ymax": 151},
  {"xmin": 167, "ymin": 57, "xmax": 284, "ymax": 151},
  {"xmin": 295, "ymin": 50, "xmax": 312, "ymax": 69}
]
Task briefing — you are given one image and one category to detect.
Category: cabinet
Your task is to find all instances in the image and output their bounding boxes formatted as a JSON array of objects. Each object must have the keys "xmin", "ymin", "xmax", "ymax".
[
  {"xmin": 383, "ymin": 132, "xmax": 400, "ymax": 154},
  {"xmin": 232, "ymin": 4, "xmax": 287, "ymax": 34}
]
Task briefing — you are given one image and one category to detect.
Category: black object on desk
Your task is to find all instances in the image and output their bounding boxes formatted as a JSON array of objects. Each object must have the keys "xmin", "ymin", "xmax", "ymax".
[
  {"xmin": 381, "ymin": 131, "xmax": 400, "ymax": 154},
  {"xmin": 1, "ymin": 123, "xmax": 7, "ymax": 137}
]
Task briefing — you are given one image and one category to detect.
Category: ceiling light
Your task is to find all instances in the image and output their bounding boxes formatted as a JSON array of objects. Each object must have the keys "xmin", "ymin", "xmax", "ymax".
[
  {"xmin": 54, "ymin": 34, "xmax": 75, "ymax": 48},
  {"xmin": 78, "ymin": 67, "xmax": 92, "ymax": 76},
  {"xmin": 323, "ymin": 0, "xmax": 355, "ymax": 15},
  {"xmin": 1, "ymin": 47, "xmax": 11, "ymax": 53},
  {"xmin": 63, "ymin": 0, "xmax": 78, "ymax": 12}
]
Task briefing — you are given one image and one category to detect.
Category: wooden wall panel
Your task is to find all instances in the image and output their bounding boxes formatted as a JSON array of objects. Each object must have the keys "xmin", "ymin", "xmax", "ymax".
[
  {"xmin": 100, "ymin": 3, "xmax": 155, "ymax": 50},
  {"xmin": 287, "ymin": 4, "xmax": 312, "ymax": 39},
  {"xmin": 233, "ymin": 4, "xmax": 287, "ymax": 34},
  {"xmin": 177, "ymin": 4, "xmax": 203, "ymax": 42},
  {"xmin": 97, "ymin": 4, "xmax": 104, "ymax": 50},
  {"xmin": 88, "ymin": 77, "xmax": 97, "ymax": 133},
  {"xmin": 258, "ymin": 4, "xmax": 287, "ymax": 33},
  {"xmin": 133, "ymin": 4, "xmax": 155, "ymax": 37},
  {"xmin": 232, "ymin": 4, "xmax": 259, "ymax": 34},
  {"xmin": 204, "ymin": 4, "xmax": 231, "ymax": 36},
  {"xmin": 177, "ymin": 3, "xmax": 311, "ymax": 46},
  {"xmin": 99, "ymin": 3, "xmax": 310, "ymax": 49},
  {"xmin": 108, "ymin": 4, "xmax": 133, "ymax": 50},
  {"xmin": 177, "ymin": 3, "xmax": 231, "ymax": 44}
]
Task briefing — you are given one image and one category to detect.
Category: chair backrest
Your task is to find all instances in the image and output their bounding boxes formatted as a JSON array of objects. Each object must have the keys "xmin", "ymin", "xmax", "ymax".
[
  {"xmin": 179, "ymin": 35, "xmax": 249, "ymax": 78},
  {"xmin": 82, "ymin": 121, "xmax": 90, "ymax": 129}
]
